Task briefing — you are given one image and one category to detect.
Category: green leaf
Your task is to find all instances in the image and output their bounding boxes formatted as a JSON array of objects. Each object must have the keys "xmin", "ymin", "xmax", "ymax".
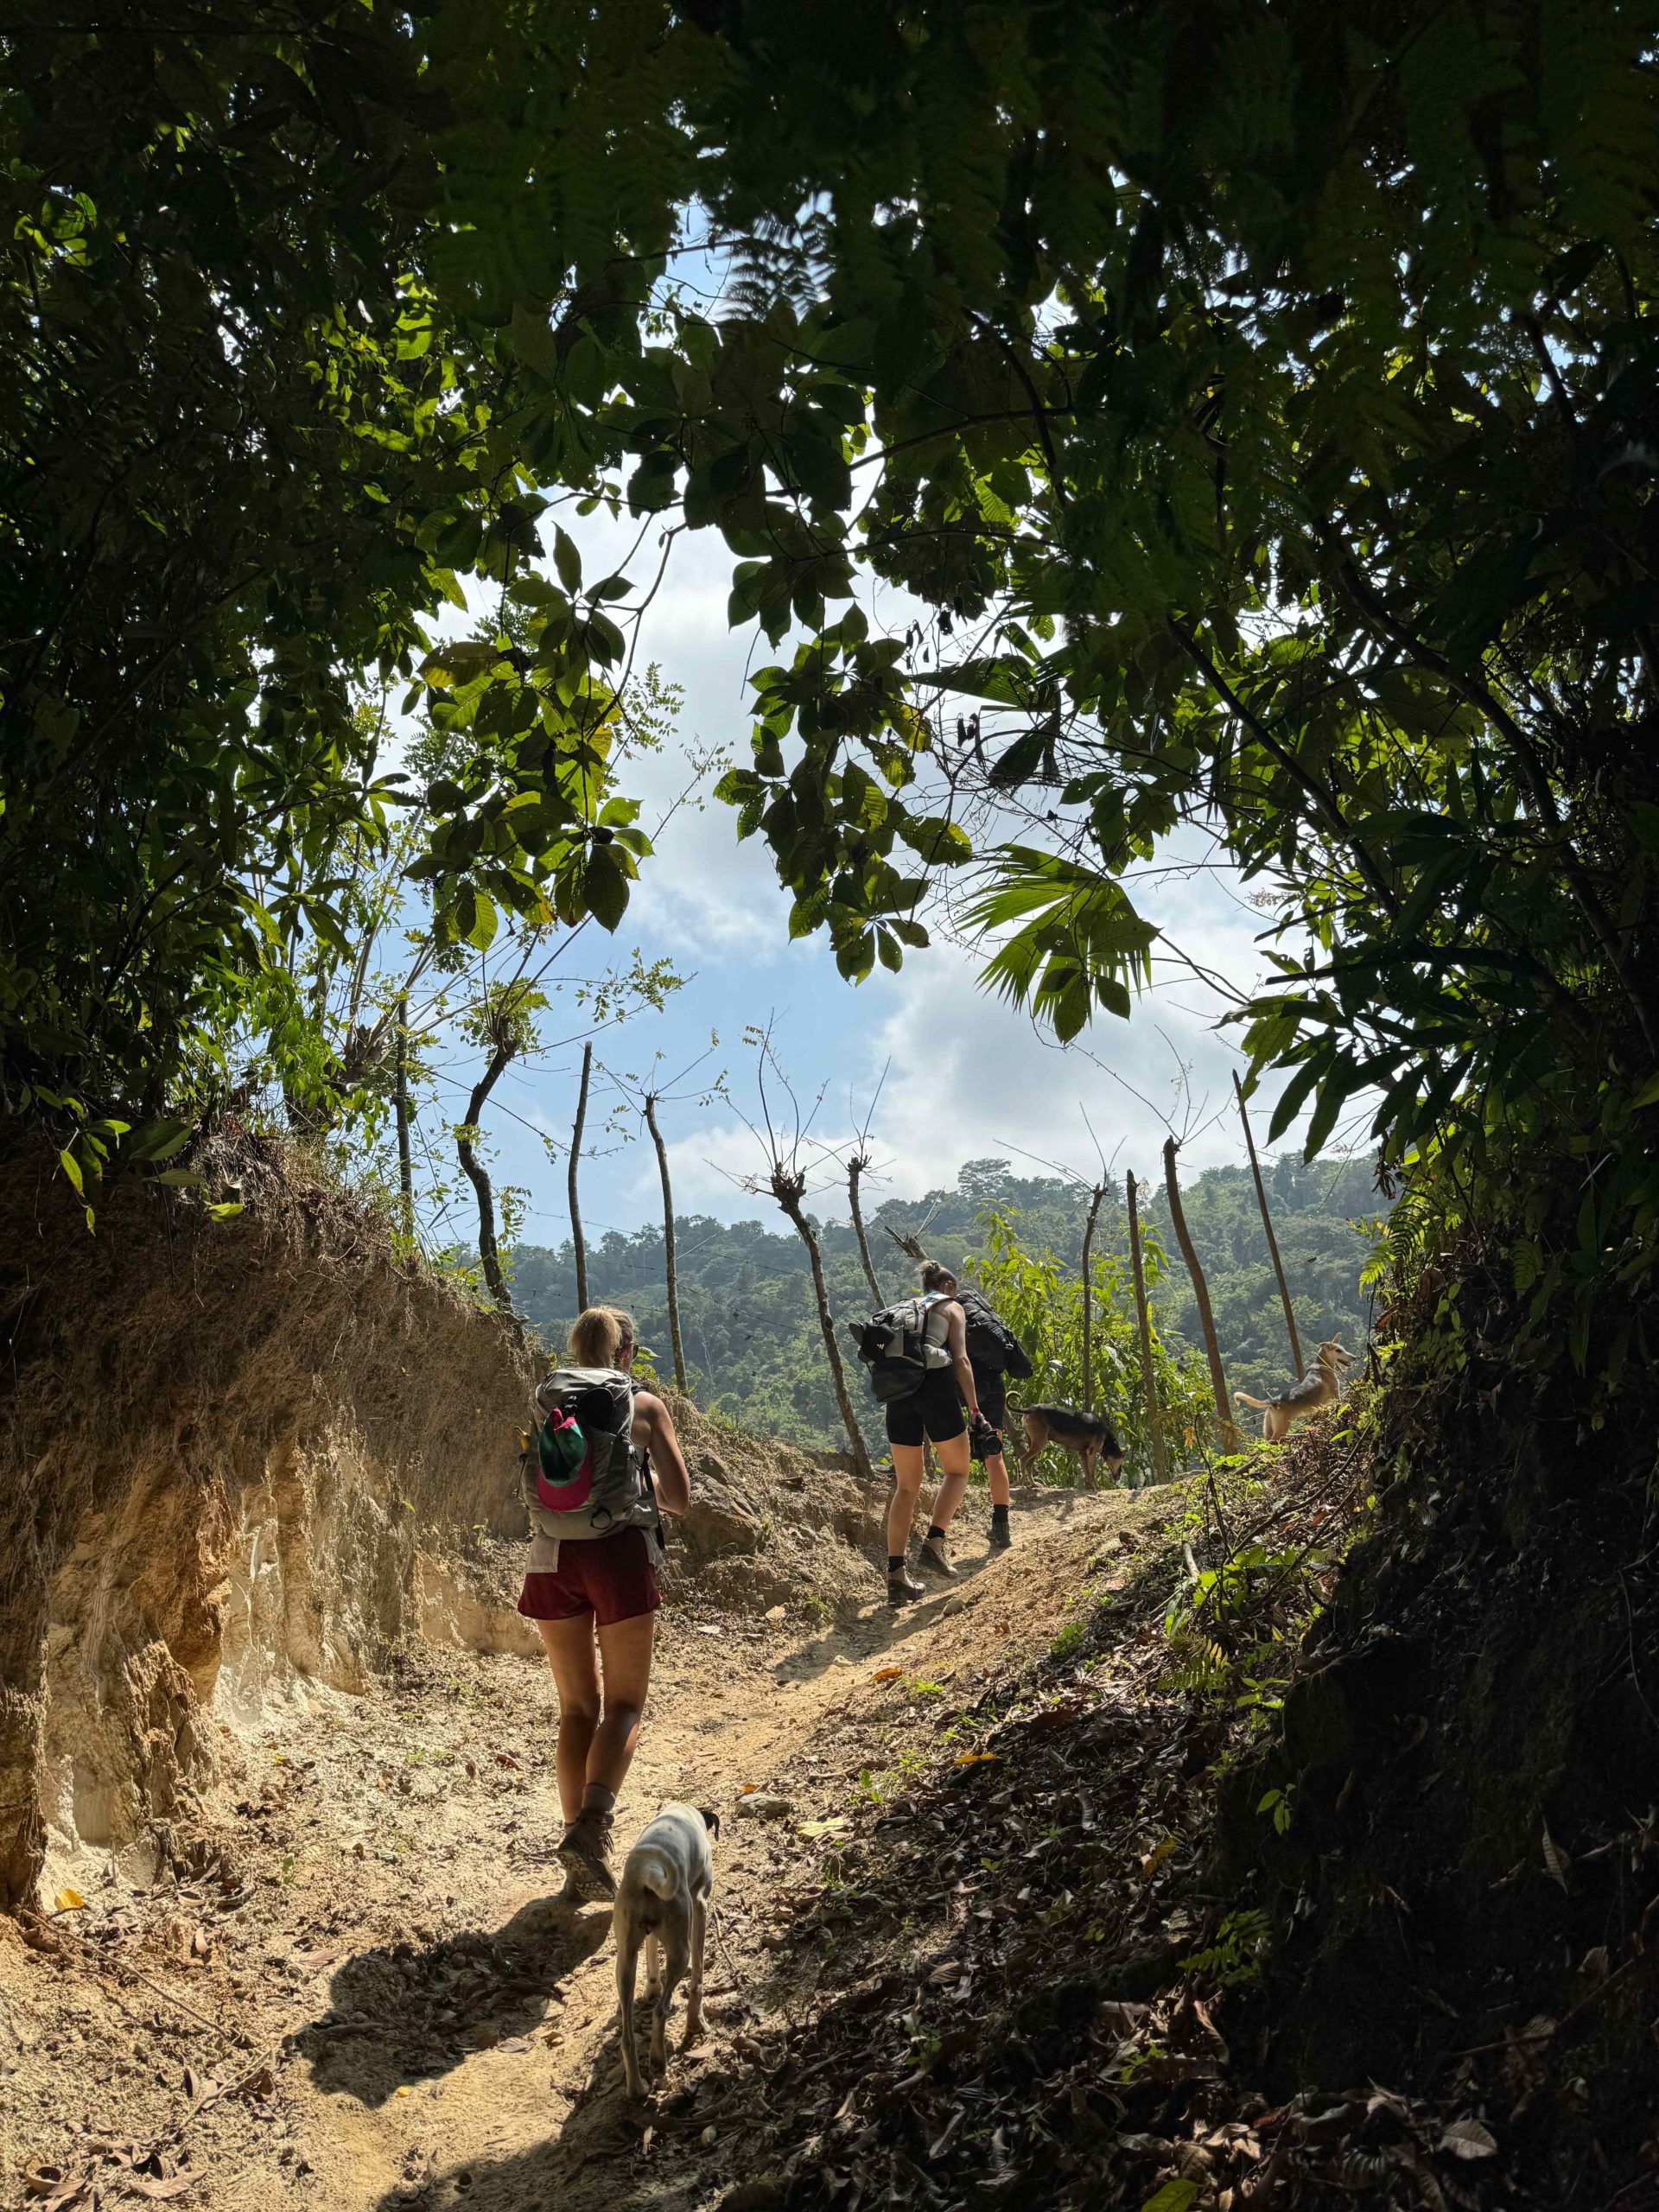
[
  {"xmin": 463, "ymin": 889, "xmax": 497, "ymax": 951},
  {"xmin": 1301, "ymin": 1067, "xmax": 1349, "ymax": 1161},
  {"xmin": 420, "ymin": 640, "xmax": 498, "ymax": 688},
  {"xmin": 553, "ymin": 528, "xmax": 582, "ymax": 594},
  {"xmin": 58, "ymin": 1147, "xmax": 85, "ymax": 1197},
  {"xmin": 125, "ymin": 1119, "xmax": 193, "ymax": 1164},
  {"xmin": 1268, "ymin": 1059, "xmax": 1324, "ymax": 1145},
  {"xmin": 1140, "ymin": 2184, "xmax": 1198, "ymax": 2212},
  {"xmin": 897, "ymin": 815, "xmax": 972, "ymax": 864},
  {"xmin": 509, "ymin": 302, "xmax": 561, "ymax": 378},
  {"xmin": 583, "ymin": 846, "xmax": 628, "ymax": 931}
]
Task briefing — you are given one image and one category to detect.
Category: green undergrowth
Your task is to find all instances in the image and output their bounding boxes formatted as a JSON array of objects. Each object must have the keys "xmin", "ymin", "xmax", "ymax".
[
  {"xmin": 668, "ymin": 1412, "xmax": 1529, "ymax": 2212},
  {"xmin": 654, "ymin": 1335, "xmax": 1659, "ymax": 2212},
  {"xmin": 666, "ymin": 1253, "xmax": 1659, "ymax": 2212}
]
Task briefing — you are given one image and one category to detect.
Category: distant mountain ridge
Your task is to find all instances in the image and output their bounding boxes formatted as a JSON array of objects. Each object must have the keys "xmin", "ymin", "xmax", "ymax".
[{"xmin": 509, "ymin": 1154, "xmax": 1384, "ymax": 1451}]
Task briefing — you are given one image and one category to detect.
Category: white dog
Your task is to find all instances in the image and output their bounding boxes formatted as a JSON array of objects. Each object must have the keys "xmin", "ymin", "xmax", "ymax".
[{"xmin": 613, "ymin": 1801, "xmax": 718, "ymax": 2100}]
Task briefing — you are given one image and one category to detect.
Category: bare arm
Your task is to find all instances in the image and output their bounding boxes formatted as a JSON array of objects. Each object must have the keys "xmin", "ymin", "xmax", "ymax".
[
  {"xmin": 631, "ymin": 1389, "xmax": 691, "ymax": 1516},
  {"xmin": 944, "ymin": 1302, "xmax": 980, "ymax": 1421}
]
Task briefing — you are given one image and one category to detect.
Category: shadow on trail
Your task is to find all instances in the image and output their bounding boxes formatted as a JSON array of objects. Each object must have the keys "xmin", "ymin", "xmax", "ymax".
[
  {"xmin": 364, "ymin": 2004, "xmax": 713, "ymax": 2212},
  {"xmin": 769, "ymin": 1485, "xmax": 1114, "ymax": 1691},
  {"xmin": 296, "ymin": 1887, "xmax": 612, "ymax": 2110}
]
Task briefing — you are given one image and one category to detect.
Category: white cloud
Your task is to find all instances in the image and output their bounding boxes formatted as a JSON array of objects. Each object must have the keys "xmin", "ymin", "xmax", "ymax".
[{"xmin": 581, "ymin": 815, "xmax": 1360, "ymax": 1233}]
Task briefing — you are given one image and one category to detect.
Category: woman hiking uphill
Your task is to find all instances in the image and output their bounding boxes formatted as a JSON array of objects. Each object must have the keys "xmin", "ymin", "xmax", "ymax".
[
  {"xmin": 518, "ymin": 1305, "xmax": 690, "ymax": 1900},
  {"xmin": 884, "ymin": 1262, "xmax": 983, "ymax": 1604},
  {"xmin": 952, "ymin": 1270, "xmax": 1027, "ymax": 1553}
]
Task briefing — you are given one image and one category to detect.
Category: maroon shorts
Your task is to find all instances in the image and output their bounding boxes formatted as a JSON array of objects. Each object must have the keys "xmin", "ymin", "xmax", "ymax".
[{"xmin": 517, "ymin": 1529, "xmax": 661, "ymax": 1627}]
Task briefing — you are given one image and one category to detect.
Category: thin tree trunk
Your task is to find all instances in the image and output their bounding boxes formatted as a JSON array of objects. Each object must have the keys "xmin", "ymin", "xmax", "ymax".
[
  {"xmin": 1080, "ymin": 1181, "xmax": 1104, "ymax": 1414},
  {"xmin": 849, "ymin": 1154, "xmax": 883, "ymax": 1306},
  {"xmin": 394, "ymin": 991, "xmax": 413, "ymax": 1242},
  {"xmin": 1162, "ymin": 1136, "xmax": 1238, "ymax": 1452},
  {"xmin": 1126, "ymin": 1172, "xmax": 1170, "ymax": 1484},
  {"xmin": 457, "ymin": 1042, "xmax": 514, "ymax": 1313},
  {"xmin": 569, "ymin": 1040, "xmax": 593, "ymax": 1313},
  {"xmin": 1234, "ymin": 1071, "xmax": 1303, "ymax": 1376},
  {"xmin": 644, "ymin": 1093, "xmax": 687, "ymax": 1392},
  {"xmin": 776, "ymin": 1185, "xmax": 874, "ymax": 1485}
]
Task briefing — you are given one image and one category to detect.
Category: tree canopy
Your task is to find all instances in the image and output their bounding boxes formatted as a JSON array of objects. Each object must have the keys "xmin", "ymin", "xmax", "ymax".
[
  {"xmin": 1, "ymin": 1, "xmax": 685, "ymax": 1188},
  {"xmin": 5, "ymin": 2, "xmax": 1656, "ymax": 1346}
]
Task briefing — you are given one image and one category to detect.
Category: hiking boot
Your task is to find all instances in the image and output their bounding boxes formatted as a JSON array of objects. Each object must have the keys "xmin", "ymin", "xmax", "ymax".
[
  {"xmin": 556, "ymin": 1809, "xmax": 616, "ymax": 1901},
  {"xmin": 987, "ymin": 1516, "xmax": 1012, "ymax": 1551},
  {"xmin": 918, "ymin": 1535, "xmax": 957, "ymax": 1579},
  {"xmin": 887, "ymin": 1565, "xmax": 926, "ymax": 1605}
]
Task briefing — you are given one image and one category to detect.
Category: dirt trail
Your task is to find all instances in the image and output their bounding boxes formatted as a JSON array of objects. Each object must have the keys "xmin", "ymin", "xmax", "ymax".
[{"xmin": 1, "ymin": 1486, "xmax": 1158, "ymax": 2212}]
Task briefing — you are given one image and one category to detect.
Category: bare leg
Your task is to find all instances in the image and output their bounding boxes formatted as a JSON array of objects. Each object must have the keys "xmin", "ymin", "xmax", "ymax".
[
  {"xmin": 536, "ymin": 1617, "xmax": 601, "ymax": 1824},
  {"xmin": 588, "ymin": 1610, "xmax": 656, "ymax": 1798},
  {"xmin": 927, "ymin": 1429, "xmax": 972, "ymax": 1531},
  {"xmin": 984, "ymin": 1450, "xmax": 1012, "ymax": 1507},
  {"xmin": 886, "ymin": 1441, "xmax": 925, "ymax": 1555}
]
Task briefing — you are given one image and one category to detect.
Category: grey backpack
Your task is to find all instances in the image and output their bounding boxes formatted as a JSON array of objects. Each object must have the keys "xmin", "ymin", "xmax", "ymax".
[
  {"xmin": 847, "ymin": 1293, "xmax": 954, "ymax": 1404},
  {"xmin": 523, "ymin": 1366, "xmax": 657, "ymax": 1542}
]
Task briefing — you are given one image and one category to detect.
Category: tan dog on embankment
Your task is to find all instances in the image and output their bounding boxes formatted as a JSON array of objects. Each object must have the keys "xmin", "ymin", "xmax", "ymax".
[{"xmin": 1236, "ymin": 1335, "xmax": 1353, "ymax": 1442}]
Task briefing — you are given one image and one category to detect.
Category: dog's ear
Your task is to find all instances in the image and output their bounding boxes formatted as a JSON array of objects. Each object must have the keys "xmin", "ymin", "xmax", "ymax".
[{"xmin": 698, "ymin": 1806, "xmax": 721, "ymax": 1842}]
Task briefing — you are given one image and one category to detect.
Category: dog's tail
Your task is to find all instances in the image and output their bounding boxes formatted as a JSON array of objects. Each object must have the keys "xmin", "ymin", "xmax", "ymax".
[
  {"xmin": 1234, "ymin": 1392, "xmax": 1273, "ymax": 1410},
  {"xmin": 626, "ymin": 1846, "xmax": 679, "ymax": 1904}
]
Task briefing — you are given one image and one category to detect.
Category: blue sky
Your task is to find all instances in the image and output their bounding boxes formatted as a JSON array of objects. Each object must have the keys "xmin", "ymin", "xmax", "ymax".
[{"xmin": 421, "ymin": 505, "xmax": 1344, "ymax": 1253}]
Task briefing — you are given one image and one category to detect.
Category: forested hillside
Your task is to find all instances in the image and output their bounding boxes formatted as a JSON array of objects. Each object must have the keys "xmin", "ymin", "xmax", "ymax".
[{"xmin": 511, "ymin": 1154, "xmax": 1380, "ymax": 1449}]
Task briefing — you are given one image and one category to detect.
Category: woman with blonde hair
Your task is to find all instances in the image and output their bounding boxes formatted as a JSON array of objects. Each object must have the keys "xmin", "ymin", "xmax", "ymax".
[{"xmin": 518, "ymin": 1304, "xmax": 690, "ymax": 1897}]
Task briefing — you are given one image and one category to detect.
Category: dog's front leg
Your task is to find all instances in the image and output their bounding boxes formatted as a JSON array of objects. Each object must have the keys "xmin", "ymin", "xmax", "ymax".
[
  {"xmin": 645, "ymin": 1930, "xmax": 668, "ymax": 2077},
  {"xmin": 682, "ymin": 1892, "xmax": 708, "ymax": 2051},
  {"xmin": 653, "ymin": 1931, "xmax": 688, "ymax": 2078},
  {"xmin": 616, "ymin": 1928, "xmax": 646, "ymax": 2101}
]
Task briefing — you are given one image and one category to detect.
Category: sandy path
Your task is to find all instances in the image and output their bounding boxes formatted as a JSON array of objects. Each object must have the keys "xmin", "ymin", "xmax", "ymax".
[{"xmin": 2, "ymin": 1488, "xmax": 1146, "ymax": 2212}]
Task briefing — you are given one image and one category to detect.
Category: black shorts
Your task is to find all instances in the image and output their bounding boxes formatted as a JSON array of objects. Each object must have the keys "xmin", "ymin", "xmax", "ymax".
[
  {"xmin": 974, "ymin": 1370, "xmax": 1007, "ymax": 1433},
  {"xmin": 885, "ymin": 1369, "xmax": 967, "ymax": 1449}
]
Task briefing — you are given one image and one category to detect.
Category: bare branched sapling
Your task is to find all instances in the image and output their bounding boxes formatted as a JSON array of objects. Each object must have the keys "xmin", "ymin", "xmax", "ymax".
[{"xmin": 734, "ymin": 1024, "xmax": 874, "ymax": 1485}]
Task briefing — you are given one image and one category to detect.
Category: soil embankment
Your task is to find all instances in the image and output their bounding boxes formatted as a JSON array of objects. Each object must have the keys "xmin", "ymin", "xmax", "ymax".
[
  {"xmin": 0, "ymin": 1127, "xmax": 987, "ymax": 2210},
  {"xmin": 0, "ymin": 1135, "xmax": 879, "ymax": 1921},
  {"xmin": 2, "ymin": 1416, "xmax": 1146, "ymax": 2209}
]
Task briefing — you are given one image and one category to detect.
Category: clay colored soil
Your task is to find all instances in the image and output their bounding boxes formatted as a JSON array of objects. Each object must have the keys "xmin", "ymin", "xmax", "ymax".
[{"xmin": 1, "ymin": 1486, "xmax": 1160, "ymax": 2212}]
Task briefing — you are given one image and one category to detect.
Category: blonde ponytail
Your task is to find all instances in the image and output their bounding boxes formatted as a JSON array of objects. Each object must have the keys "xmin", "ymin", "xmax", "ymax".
[{"xmin": 567, "ymin": 1305, "xmax": 635, "ymax": 1369}]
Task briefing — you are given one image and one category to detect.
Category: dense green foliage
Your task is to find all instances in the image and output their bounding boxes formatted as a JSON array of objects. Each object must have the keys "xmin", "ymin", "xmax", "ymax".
[
  {"xmin": 0, "ymin": 2, "xmax": 690, "ymax": 1192},
  {"xmin": 7, "ymin": 3, "xmax": 1654, "ymax": 1353},
  {"xmin": 512, "ymin": 1154, "xmax": 1376, "ymax": 1456},
  {"xmin": 666, "ymin": 1, "xmax": 1659, "ymax": 1347},
  {"xmin": 960, "ymin": 1209, "xmax": 1213, "ymax": 1478}
]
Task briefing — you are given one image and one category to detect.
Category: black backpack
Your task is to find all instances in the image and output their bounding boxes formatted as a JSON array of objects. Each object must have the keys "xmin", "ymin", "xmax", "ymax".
[
  {"xmin": 847, "ymin": 1294, "xmax": 954, "ymax": 1404},
  {"xmin": 957, "ymin": 1287, "xmax": 1033, "ymax": 1380}
]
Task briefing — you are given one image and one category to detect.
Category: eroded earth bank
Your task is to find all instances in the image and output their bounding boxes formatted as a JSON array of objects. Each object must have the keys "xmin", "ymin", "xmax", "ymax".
[{"xmin": 5, "ymin": 1141, "xmax": 1659, "ymax": 2212}]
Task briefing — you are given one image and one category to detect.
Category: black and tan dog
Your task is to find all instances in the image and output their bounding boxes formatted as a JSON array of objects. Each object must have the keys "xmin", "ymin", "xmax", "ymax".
[{"xmin": 1012, "ymin": 1401, "xmax": 1124, "ymax": 1489}]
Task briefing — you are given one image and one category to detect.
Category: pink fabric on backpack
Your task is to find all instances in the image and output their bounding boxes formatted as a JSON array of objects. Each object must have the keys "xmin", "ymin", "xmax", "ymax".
[{"xmin": 534, "ymin": 1410, "xmax": 594, "ymax": 1512}]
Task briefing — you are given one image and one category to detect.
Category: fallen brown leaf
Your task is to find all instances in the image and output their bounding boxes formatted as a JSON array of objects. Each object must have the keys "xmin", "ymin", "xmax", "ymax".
[{"xmin": 1439, "ymin": 2116, "xmax": 1497, "ymax": 2159}]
